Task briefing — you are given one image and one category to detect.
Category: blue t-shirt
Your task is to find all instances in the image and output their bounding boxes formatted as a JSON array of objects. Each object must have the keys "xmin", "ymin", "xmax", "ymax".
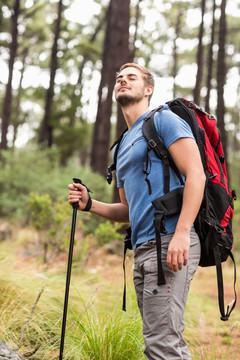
[{"xmin": 115, "ymin": 104, "xmax": 194, "ymax": 250}]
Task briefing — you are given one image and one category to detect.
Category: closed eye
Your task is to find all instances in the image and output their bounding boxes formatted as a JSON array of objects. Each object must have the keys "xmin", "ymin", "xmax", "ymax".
[{"xmin": 116, "ymin": 73, "xmax": 138, "ymax": 82}]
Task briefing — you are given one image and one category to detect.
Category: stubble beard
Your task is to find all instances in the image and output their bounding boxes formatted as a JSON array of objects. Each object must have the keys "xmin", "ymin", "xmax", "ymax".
[{"xmin": 116, "ymin": 92, "xmax": 144, "ymax": 107}]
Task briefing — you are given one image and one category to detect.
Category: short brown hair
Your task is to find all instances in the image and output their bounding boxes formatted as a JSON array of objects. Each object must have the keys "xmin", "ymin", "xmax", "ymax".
[{"xmin": 117, "ymin": 63, "xmax": 155, "ymax": 102}]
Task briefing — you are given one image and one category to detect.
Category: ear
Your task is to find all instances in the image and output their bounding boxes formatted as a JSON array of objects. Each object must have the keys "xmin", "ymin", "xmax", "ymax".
[{"xmin": 145, "ymin": 85, "xmax": 153, "ymax": 97}]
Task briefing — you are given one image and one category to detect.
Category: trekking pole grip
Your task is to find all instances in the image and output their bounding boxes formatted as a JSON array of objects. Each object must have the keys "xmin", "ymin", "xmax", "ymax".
[
  {"xmin": 72, "ymin": 177, "xmax": 92, "ymax": 211},
  {"xmin": 72, "ymin": 178, "xmax": 82, "ymax": 209},
  {"xmin": 72, "ymin": 177, "xmax": 82, "ymax": 209}
]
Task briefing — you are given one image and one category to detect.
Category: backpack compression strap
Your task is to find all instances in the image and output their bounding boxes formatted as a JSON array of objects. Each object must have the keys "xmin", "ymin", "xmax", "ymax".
[
  {"xmin": 213, "ymin": 246, "xmax": 237, "ymax": 321},
  {"xmin": 122, "ymin": 227, "xmax": 132, "ymax": 311}
]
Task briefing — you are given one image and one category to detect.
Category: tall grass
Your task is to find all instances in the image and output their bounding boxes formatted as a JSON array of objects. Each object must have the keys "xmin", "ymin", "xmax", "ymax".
[
  {"xmin": 1, "ymin": 265, "xmax": 239, "ymax": 360},
  {"xmin": 0, "ymin": 278, "xmax": 144, "ymax": 359},
  {"xmin": 0, "ymin": 238, "xmax": 144, "ymax": 359},
  {"xmin": 0, "ymin": 228, "xmax": 239, "ymax": 360},
  {"xmin": 64, "ymin": 293, "xmax": 144, "ymax": 360}
]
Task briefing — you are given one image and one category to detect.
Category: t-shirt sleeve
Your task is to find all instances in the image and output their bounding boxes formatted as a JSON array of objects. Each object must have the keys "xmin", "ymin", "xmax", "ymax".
[{"xmin": 153, "ymin": 106, "xmax": 194, "ymax": 149}]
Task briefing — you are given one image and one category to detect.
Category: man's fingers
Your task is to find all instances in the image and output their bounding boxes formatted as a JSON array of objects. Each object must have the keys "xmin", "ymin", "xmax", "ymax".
[
  {"xmin": 166, "ymin": 252, "xmax": 173, "ymax": 270},
  {"xmin": 167, "ymin": 249, "xmax": 188, "ymax": 272},
  {"xmin": 171, "ymin": 252, "xmax": 178, "ymax": 272},
  {"xmin": 72, "ymin": 182, "xmax": 86, "ymax": 191},
  {"xmin": 167, "ymin": 250, "xmax": 178, "ymax": 272},
  {"xmin": 68, "ymin": 182, "xmax": 90, "ymax": 210},
  {"xmin": 183, "ymin": 250, "xmax": 189, "ymax": 266},
  {"xmin": 177, "ymin": 252, "xmax": 183, "ymax": 270}
]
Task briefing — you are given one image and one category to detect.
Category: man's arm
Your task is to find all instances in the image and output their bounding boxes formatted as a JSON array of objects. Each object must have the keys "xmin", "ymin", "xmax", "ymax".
[
  {"xmin": 68, "ymin": 183, "xmax": 129, "ymax": 223},
  {"xmin": 167, "ymin": 137, "xmax": 206, "ymax": 272}
]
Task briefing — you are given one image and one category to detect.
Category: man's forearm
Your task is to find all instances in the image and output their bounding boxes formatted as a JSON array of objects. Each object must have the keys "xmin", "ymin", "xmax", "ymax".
[
  {"xmin": 175, "ymin": 174, "xmax": 205, "ymax": 234},
  {"xmin": 89, "ymin": 199, "xmax": 129, "ymax": 223}
]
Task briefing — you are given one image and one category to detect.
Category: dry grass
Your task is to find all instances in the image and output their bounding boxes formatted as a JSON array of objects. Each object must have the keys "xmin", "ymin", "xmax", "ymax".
[{"xmin": 0, "ymin": 227, "xmax": 239, "ymax": 359}]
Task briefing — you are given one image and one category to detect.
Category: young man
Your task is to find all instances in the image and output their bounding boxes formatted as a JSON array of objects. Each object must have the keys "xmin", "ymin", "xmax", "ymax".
[{"xmin": 68, "ymin": 63, "xmax": 206, "ymax": 359}]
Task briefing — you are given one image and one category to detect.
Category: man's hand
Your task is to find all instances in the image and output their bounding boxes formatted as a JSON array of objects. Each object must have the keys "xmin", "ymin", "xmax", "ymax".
[
  {"xmin": 68, "ymin": 182, "xmax": 90, "ymax": 211},
  {"xmin": 166, "ymin": 232, "xmax": 190, "ymax": 272}
]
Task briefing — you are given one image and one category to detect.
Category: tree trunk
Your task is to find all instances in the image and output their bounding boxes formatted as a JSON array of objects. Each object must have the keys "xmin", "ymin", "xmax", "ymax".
[
  {"xmin": 114, "ymin": 0, "xmax": 139, "ymax": 140},
  {"xmin": 90, "ymin": 0, "xmax": 130, "ymax": 175},
  {"xmin": 129, "ymin": 0, "xmax": 142, "ymax": 61},
  {"xmin": 172, "ymin": 10, "xmax": 183, "ymax": 98},
  {"xmin": 193, "ymin": 0, "xmax": 206, "ymax": 105},
  {"xmin": 38, "ymin": 0, "xmax": 63, "ymax": 147},
  {"xmin": 12, "ymin": 48, "xmax": 28, "ymax": 148},
  {"xmin": 205, "ymin": 0, "xmax": 216, "ymax": 114},
  {"xmin": 70, "ymin": 9, "xmax": 108, "ymax": 127},
  {"xmin": 69, "ymin": 59, "xmax": 85, "ymax": 127},
  {"xmin": 112, "ymin": 0, "xmax": 140, "ymax": 203},
  {"xmin": 0, "ymin": 0, "xmax": 20, "ymax": 151},
  {"xmin": 216, "ymin": 0, "xmax": 227, "ymax": 154}
]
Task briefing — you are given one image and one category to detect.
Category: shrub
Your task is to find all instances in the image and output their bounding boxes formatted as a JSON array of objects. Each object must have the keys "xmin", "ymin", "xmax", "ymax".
[
  {"xmin": 27, "ymin": 193, "xmax": 72, "ymax": 262},
  {"xmin": 94, "ymin": 220, "xmax": 123, "ymax": 246},
  {"xmin": 0, "ymin": 148, "xmax": 113, "ymax": 228}
]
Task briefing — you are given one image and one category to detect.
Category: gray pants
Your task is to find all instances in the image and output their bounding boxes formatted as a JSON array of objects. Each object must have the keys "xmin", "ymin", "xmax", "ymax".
[{"xmin": 133, "ymin": 228, "xmax": 200, "ymax": 360}]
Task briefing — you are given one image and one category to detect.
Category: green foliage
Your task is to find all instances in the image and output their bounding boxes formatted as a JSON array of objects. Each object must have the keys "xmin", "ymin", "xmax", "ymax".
[
  {"xmin": 0, "ymin": 148, "xmax": 112, "ymax": 221},
  {"xmin": 54, "ymin": 122, "xmax": 90, "ymax": 166},
  {"xmin": 94, "ymin": 220, "xmax": 123, "ymax": 246},
  {"xmin": 27, "ymin": 193, "xmax": 72, "ymax": 262},
  {"xmin": 28, "ymin": 193, "xmax": 54, "ymax": 231},
  {"xmin": 229, "ymin": 152, "xmax": 240, "ymax": 198},
  {"xmin": 232, "ymin": 200, "xmax": 240, "ymax": 262},
  {"xmin": 0, "ymin": 147, "xmax": 116, "ymax": 260}
]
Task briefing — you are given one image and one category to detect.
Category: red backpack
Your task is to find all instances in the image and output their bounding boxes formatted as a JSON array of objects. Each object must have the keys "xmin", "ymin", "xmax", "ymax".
[{"xmin": 142, "ymin": 98, "xmax": 237, "ymax": 321}]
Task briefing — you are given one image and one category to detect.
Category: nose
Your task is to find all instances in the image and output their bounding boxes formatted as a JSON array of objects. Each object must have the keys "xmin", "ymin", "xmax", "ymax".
[
  {"xmin": 120, "ymin": 76, "xmax": 127, "ymax": 84},
  {"xmin": 116, "ymin": 75, "xmax": 128, "ymax": 85}
]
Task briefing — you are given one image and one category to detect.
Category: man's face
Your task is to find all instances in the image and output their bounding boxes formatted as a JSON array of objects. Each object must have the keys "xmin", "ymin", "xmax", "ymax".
[{"xmin": 114, "ymin": 67, "xmax": 149, "ymax": 107}]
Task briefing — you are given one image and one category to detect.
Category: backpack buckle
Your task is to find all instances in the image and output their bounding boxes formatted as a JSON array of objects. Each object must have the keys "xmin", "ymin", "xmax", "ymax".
[
  {"xmin": 106, "ymin": 164, "xmax": 115, "ymax": 184},
  {"xmin": 148, "ymin": 139, "xmax": 168, "ymax": 158},
  {"xmin": 148, "ymin": 139, "xmax": 157, "ymax": 149},
  {"xmin": 232, "ymin": 190, "xmax": 237, "ymax": 200}
]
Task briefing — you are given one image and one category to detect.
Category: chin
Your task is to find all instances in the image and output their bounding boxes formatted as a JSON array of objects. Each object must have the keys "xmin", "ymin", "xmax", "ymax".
[{"xmin": 117, "ymin": 95, "xmax": 137, "ymax": 106}]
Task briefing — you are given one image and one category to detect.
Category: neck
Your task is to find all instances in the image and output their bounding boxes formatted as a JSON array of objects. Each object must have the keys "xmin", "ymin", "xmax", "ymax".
[{"xmin": 121, "ymin": 102, "xmax": 150, "ymax": 129}]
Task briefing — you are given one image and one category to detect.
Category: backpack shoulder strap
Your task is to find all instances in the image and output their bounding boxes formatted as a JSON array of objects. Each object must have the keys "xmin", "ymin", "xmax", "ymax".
[
  {"xmin": 107, "ymin": 127, "xmax": 128, "ymax": 184},
  {"xmin": 142, "ymin": 106, "xmax": 167, "ymax": 160},
  {"xmin": 142, "ymin": 106, "xmax": 184, "ymax": 194}
]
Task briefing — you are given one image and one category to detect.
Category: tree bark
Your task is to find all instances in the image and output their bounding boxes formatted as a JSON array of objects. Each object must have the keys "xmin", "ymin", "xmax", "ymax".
[
  {"xmin": 38, "ymin": 0, "xmax": 63, "ymax": 147},
  {"xmin": 193, "ymin": 0, "xmax": 206, "ymax": 105},
  {"xmin": 69, "ymin": 9, "xmax": 108, "ymax": 127},
  {"xmin": 112, "ymin": 0, "xmax": 140, "ymax": 203},
  {"xmin": 129, "ymin": 0, "xmax": 142, "ymax": 61},
  {"xmin": 172, "ymin": 10, "xmax": 183, "ymax": 98},
  {"xmin": 12, "ymin": 48, "xmax": 28, "ymax": 148},
  {"xmin": 216, "ymin": 0, "xmax": 227, "ymax": 154},
  {"xmin": 0, "ymin": 0, "xmax": 20, "ymax": 151},
  {"xmin": 90, "ymin": 0, "xmax": 130, "ymax": 175},
  {"xmin": 205, "ymin": 0, "xmax": 216, "ymax": 113}
]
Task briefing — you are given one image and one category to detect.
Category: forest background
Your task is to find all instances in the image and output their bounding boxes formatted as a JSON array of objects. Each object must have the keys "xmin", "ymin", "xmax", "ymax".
[{"xmin": 0, "ymin": 0, "xmax": 240, "ymax": 359}]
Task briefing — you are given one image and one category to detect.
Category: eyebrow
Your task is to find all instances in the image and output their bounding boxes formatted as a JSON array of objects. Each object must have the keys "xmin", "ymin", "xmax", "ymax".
[{"xmin": 116, "ymin": 73, "xmax": 138, "ymax": 80}]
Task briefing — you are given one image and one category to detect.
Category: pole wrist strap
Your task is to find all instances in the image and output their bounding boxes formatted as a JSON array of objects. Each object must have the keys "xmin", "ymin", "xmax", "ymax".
[{"xmin": 82, "ymin": 195, "xmax": 92, "ymax": 212}]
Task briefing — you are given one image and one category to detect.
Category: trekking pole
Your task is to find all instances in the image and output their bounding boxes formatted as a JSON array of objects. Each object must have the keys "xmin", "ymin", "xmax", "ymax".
[{"xmin": 59, "ymin": 177, "xmax": 83, "ymax": 360}]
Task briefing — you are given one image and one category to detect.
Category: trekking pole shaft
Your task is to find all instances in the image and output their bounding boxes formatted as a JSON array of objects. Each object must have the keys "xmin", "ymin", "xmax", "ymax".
[{"xmin": 59, "ymin": 206, "xmax": 77, "ymax": 360}]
